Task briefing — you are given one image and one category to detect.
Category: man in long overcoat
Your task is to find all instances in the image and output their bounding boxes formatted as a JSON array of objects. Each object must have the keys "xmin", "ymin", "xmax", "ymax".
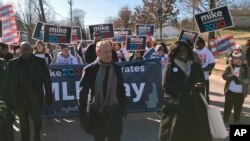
[{"xmin": 8, "ymin": 42, "xmax": 53, "ymax": 141}]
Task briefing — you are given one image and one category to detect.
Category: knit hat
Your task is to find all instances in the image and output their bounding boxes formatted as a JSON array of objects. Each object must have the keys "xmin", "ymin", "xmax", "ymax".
[
  {"xmin": 93, "ymin": 31, "xmax": 101, "ymax": 36},
  {"xmin": 232, "ymin": 51, "xmax": 244, "ymax": 59},
  {"xmin": 195, "ymin": 37, "xmax": 205, "ymax": 45},
  {"xmin": 59, "ymin": 44, "xmax": 69, "ymax": 50},
  {"xmin": 155, "ymin": 45, "xmax": 163, "ymax": 51}
]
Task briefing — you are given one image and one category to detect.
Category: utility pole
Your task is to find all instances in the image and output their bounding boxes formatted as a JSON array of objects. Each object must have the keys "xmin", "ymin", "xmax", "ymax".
[
  {"xmin": 208, "ymin": 0, "xmax": 216, "ymax": 50},
  {"xmin": 39, "ymin": 0, "xmax": 46, "ymax": 23},
  {"xmin": 68, "ymin": 0, "xmax": 73, "ymax": 25},
  {"xmin": 192, "ymin": 0, "xmax": 195, "ymax": 30}
]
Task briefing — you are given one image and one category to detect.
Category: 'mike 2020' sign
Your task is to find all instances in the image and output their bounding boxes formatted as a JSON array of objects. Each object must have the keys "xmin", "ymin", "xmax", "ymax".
[
  {"xmin": 89, "ymin": 24, "xmax": 114, "ymax": 40},
  {"xmin": 43, "ymin": 24, "xmax": 72, "ymax": 44},
  {"xmin": 195, "ymin": 6, "xmax": 234, "ymax": 33}
]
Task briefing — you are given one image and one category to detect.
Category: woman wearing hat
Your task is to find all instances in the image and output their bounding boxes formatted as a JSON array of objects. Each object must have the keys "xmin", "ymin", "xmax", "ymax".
[
  {"xmin": 151, "ymin": 44, "xmax": 168, "ymax": 70},
  {"xmin": 159, "ymin": 41, "xmax": 211, "ymax": 141},
  {"xmin": 222, "ymin": 51, "xmax": 249, "ymax": 125}
]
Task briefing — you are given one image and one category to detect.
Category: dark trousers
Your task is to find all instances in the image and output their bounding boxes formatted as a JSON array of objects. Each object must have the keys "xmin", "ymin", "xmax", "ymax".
[
  {"xmin": 0, "ymin": 110, "xmax": 14, "ymax": 141},
  {"xmin": 94, "ymin": 133, "xmax": 121, "ymax": 141},
  {"xmin": 204, "ymin": 80, "xmax": 210, "ymax": 103},
  {"xmin": 223, "ymin": 90, "xmax": 245, "ymax": 123},
  {"xmin": 17, "ymin": 107, "xmax": 42, "ymax": 141}
]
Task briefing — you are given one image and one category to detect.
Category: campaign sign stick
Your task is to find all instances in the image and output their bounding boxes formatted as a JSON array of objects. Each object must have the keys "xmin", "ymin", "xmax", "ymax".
[
  {"xmin": 71, "ymin": 26, "xmax": 82, "ymax": 42},
  {"xmin": 114, "ymin": 29, "xmax": 132, "ymax": 36},
  {"xmin": 32, "ymin": 21, "xmax": 44, "ymax": 40},
  {"xmin": 178, "ymin": 29, "xmax": 199, "ymax": 43},
  {"xmin": 136, "ymin": 24, "xmax": 155, "ymax": 36},
  {"xmin": 89, "ymin": 24, "xmax": 114, "ymax": 40},
  {"xmin": 43, "ymin": 24, "xmax": 72, "ymax": 44},
  {"xmin": 126, "ymin": 36, "xmax": 147, "ymax": 51},
  {"xmin": 195, "ymin": 6, "xmax": 234, "ymax": 33}
]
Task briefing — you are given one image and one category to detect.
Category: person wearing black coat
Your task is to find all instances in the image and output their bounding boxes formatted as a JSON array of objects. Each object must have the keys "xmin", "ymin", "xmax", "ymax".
[
  {"xmin": 85, "ymin": 31, "xmax": 102, "ymax": 64},
  {"xmin": 79, "ymin": 41, "xmax": 127, "ymax": 141},
  {"xmin": 0, "ymin": 58, "xmax": 14, "ymax": 141},
  {"xmin": 7, "ymin": 42, "xmax": 53, "ymax": 141},
  {"xmin": 159, "ymin": 41, "xmax": 211, "ymax": 141}
]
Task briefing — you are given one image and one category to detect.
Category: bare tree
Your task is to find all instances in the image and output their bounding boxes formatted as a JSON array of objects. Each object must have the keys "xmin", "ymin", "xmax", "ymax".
[
  {"xmin": 116, "ymin": 6, "xmax": 133, "ymax": 28},
  {"xmin": 230, "ymin": 0, "xmax": 250, "ymax": 15},
  {"xmin": 72, "ymin": 8, "xmax": 86, "ymax": 39},
  {"xmin": 132, "ymin": 0, "xmax": 179, "ymax": 41},
  {"xmin": 16, "ymin": 0, "xmax": 38, "ymax": 43}
]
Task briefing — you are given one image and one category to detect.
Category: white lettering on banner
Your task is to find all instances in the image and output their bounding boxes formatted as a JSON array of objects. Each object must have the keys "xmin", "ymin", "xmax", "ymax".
[
  {"xmin": 63, "ymin": 82, "xmax": 75, "ymax": 100},
  {"xmin": 72, "ymin": 28, "xmax": 77, "ymax": 34},
  {"xmin": 139, "ymin": 26, "xmax": 151, "ymax": 30},
  {"xmin": 49, "ymin": 26, "xmax": 67, "ymax": 33},
  {"xmin": 75, "ymin": 81, "xmax": 80, "ymax": 100},
  {"xmin": 52, "ymin": 83, "xmax": 60, "ymax": 101},
  {"xmin": 52, "ymin": 81, "xmax": 146, "ymax": 102},
  {"xmin": 61, "ymin": 105, "xmax": 79, "ymax": 114},
  {"xmin": 201, "ymin": 11, "xmax": 223, "ymax": 22},
  {"xmin": 121, "ymin": 66, "xmax": 145, "ymax": 73},
  {"xmin": 124, "ymin": 83, "xmax": 145, "ymax": 102},
  {"xmin": 93, "ymin": 25, "xmax": 109, "ymax": 31},
  {"xmin": 52, "ymin": 81, "xmax": 80, "ymax": 101},
  {"xmin": 131, "ymin": 37, "xmax": 143, "ymax": 43},
  {"xmin": 183, "ymin": 31, "xmax": 195, "ymax": 38}
]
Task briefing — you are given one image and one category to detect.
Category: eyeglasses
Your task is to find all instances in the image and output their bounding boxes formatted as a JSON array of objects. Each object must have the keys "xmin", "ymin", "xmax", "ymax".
[{"xmin": 157, "ymin": 49, "xmax": 163, "ymax": 51}]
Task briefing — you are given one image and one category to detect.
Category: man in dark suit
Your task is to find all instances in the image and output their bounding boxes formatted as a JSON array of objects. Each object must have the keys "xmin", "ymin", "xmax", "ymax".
[
  {"xmin": 79, "ymin": 40, "xmax": 127, "ymax": 141},
  {"xmin": 7, "ymin": 42, "xmax": 53, "ymax": 141}
]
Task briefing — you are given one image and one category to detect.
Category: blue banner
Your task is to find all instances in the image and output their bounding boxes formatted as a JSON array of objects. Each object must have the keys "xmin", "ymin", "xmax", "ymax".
[
  {"xmin": 136, "ymin": 24, "xmax": 155, "ymax": 36},
  {"xmin": 178, "ymin": 29, "xmax": 199, "ymax": 43},
  {"xmin": 43, "ymin": 59, "xmax": 163, "ymax": 117},
  {"xmin": 43, "ymin": 24, "xmax": 72, "ymax": 44},
  {"xmin": 195, "ymin": 6, "xmax": 234, "ymax": 33},
  {"xmin": 89, "ymin": 24, "xmax": 114, "ymax": 40},
  {"xmin": 32, "ymin": 21, "xmax": 44, "ymax": 40},
  {"xmin": 126, "ymin": 36, "xmax": 147, "ymax": 51},
  {"xmin": 71, "ymin": 26, "xmax": 82, "ymax": 42}
]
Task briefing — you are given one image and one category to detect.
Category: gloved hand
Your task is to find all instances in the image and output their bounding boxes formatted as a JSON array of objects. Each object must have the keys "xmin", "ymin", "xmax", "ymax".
[
  {"xmin": 232, "ymin": 76, "xmax": 241, "ymax": 84},
  {"xmin": 193, "ymin": 82, "xmax": 205, "ymax": 94}
]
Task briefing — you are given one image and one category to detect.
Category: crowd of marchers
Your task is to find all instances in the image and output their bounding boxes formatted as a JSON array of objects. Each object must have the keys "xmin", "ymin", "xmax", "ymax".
[{"xmin": 1, "ymin": 32, "xmax": 250, "ymax": 141}]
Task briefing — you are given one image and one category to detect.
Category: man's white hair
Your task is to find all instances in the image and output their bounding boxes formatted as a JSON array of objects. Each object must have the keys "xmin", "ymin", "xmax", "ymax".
[{"xmin": 96, "ymin": 41, "xmax": 111, "ymax": 52}]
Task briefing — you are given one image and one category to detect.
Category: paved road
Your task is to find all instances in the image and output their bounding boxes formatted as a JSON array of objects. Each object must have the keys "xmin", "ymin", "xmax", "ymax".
[{"xmin": 14, "ymin": 74, "xmax": 250, "ymax": 141}]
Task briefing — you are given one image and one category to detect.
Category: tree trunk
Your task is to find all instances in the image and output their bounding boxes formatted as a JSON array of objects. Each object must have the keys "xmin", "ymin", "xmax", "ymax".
[
  {"xmin": 208, "ymin": 0, "xmax": 216, "ymax": 50},
  {"xmin": 39, "ymin": 0, "xmax": 46, "ymax": 23}
]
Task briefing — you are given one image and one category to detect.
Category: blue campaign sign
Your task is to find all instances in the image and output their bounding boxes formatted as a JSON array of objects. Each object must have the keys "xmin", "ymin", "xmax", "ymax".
[
  {"xmin": 135, "ymin": 24, "xmax": 155, "ymax": 36},
  {"xmin": 178, "ymin": 29, "xmax": 199, "ymax": 43},
  {"xmin": 71, "ymin": 26, "xmax": 82, "ymax": 42},
  {"xmin": 89, "ymin": 24, "xmax": 114, "ymax": 40},
  {"xmin": 43, "ymin": 59, "xmax": 163, "ymax": 117},
  {"xmin": 136, "ymin": 24, "xmax": 155, "ymax": 36},
  {"xmin": 126, "ymin": 36, "xmax": 147, "ymax": 51},
  {"xmin": 32, "ymin": 21, "xmax": 44, "ymax": 40},
  {"xmin": 43, "ymin": 24, "xmax": 72, "ymax": 44},
  {"xmin": 195, "ymin": 6, "xmax": 234, "ymax": 33}
]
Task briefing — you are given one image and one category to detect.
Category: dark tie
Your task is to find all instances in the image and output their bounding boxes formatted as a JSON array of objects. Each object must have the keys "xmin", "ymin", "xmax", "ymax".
[{"xmin": 103, "ymin": 66, "xmax": 110, "ymax": 98}]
